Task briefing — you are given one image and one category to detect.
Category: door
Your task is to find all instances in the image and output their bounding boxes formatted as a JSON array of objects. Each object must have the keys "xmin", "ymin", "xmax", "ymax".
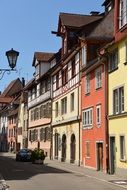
[
  {"xmin": 110, "ymin": 137, "xmax": 116, "ymax": 174},
  {"xmin": 97, "ymin": 143, "xmax": 103, "ymax": 171},
  {"xmin": 61, "ymin": 134, "xmax": 66, "ymax": 162},
  {"xmin": 54, "ymin": 133, "xmax": 59, "ymax": 159},
  {"xmin": 70, "ymin": 134, "xmax": 76, "ymax": 163}
]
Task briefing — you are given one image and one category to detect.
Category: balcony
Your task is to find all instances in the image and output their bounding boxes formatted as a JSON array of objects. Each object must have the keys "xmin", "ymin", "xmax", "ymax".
[{"xmin": 28, "ymin": 90, "xmax": 51, "ymax": 109}]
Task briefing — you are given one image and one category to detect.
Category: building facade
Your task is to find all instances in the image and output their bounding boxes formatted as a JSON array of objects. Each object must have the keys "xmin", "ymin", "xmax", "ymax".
[
  {"xmin": 81, "ymin": 1, "xmax": 114, "ymax": 172},
  {"xmin": 108, "ymin": 0, "xmax": 127, "ymax": 176},
  {"xmin": 27, "ymin": 52, "xmax": 53, "ymax": 158}
]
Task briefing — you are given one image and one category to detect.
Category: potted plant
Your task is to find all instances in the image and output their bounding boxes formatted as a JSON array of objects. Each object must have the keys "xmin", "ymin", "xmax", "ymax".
[{"xmin": 31, "ymin": 148, "xmax": 46, "ymax": 164}]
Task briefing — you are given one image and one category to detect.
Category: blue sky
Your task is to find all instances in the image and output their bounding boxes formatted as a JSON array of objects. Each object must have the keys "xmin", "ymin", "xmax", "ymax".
[{"xmin": 0, "ymin": 0, "xmax": 104, "ymax": 92}]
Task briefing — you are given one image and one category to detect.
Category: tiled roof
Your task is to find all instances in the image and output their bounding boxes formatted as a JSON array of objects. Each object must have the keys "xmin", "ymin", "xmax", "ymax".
[
  {"xmin": 1, "ymin": 78, "xmax": 23, "ymax": 97},
  {"xmin": 59, "ymin": 12, "xmax": 103, "ymax": 28},
  {"xmin": 80, "ymin": 8, "xmax": 114, "ymax": 41},
  {"xmin": 32, "ymin": 52, "xmax": 55, "ymax": 66},
  {"xmin": 1, "ymin": 79, "xmax": 17, "ymax": 97}
]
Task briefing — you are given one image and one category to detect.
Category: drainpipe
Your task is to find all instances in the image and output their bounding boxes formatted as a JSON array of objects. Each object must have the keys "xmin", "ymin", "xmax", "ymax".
[
  {"xmin": 100, "ymin": 57, "xmax": 109, "ymax": 173},
  {"xmin": 78, "ymin": 84, "xmax": 81, "ymax": 166}
]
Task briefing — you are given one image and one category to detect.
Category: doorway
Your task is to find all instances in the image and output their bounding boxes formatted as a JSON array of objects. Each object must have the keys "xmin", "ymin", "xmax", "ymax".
[
  {"xmin": 97, "ymin": 142, "xmax": 103, "ymax": 171},
  {"xmin": 70, "ymin": 134, "xmax": 76, "ymax": 163},
  {"xmin": 110, "ymin": 136, "xmax": 116, "ymax": 174},
  {"xmin": 61, "ymin": 134, "xmax": 66, "ymax": 162}
]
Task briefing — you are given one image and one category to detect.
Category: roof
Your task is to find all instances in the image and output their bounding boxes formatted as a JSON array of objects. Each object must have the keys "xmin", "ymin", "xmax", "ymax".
[
  {"xmin": 1, "ymin": 78, "xmax": 23, "ymax": 97},
  {"xmin": 32, "ymin": 52, "xmax": 55, "ymax": 66},
  {"xmin": 24, "ymin": 78, "xmax": 35, "ymax": 90},
  {"xmin": 80, "ymin": 8, "xmax": 114, "ymax": 42},
  {"xmin": 58, "ymin": 12, "xmax": 103, "ymax": 29}
]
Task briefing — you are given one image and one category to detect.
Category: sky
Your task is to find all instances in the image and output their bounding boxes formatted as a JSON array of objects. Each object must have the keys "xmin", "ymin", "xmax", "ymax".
[{"xmin": 0, "ymin": 0, "xmax": 104, "ymax": 92}]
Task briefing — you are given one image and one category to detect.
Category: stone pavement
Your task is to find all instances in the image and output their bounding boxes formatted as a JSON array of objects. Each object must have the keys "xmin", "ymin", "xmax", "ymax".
[
  {"xmin": 1, "ymin": 152, "xmax": 127, "ymax": 189},
  {"xmin": 46, "ymin": 159, "xmax": 127, "ymax": 189}
]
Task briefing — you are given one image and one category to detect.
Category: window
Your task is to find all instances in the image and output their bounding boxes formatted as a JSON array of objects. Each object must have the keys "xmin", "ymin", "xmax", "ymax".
[
  {"xmin": 85, "ymin": 74, "xmax": 90, "ymax": 94},
  {"xmin": 120, "ymin": 136, "xmax": 125, "ymax": 160},
  {"xmin": 95, "ymin": 67, "xmax": 102, "ymax": 89},
  {"xmin": 45, "ymin": 78, "xmax": 51, "ymax": 91},
  {"xmin": 119, "ymin": 0, "xmax": 127, "ymax": 28},
  {"xmin": 86, "ymin": 141, "xmax": 90, "ymax": 157},
  {"xmin": 56, "ymin": 73, "xmax": 59, "ymax": 89},
  {"xmin": 61, "ymin": 97, "xmax": 67, "ymax": 115},
  {"xmin": 82, "ymin": 46, "xmax": 86, "ymax": 66},
  {"xmin": 82, "ymin": 108, "xmax": 93, "ymax": 128},
  {"xmin": 45, "ymin": 127, "xmax": 51, "ymax": 141},
  {"xmin": 70, "ymin": 93, "xmax": 74, "ymax": 112},
  {"xmin": 62, "ymin": 67, "xmax": 68, "ymax": 85},
  {"xmin": 40, "ymin": 128, "xmax": 45, "ymax": 141},
  {"xmin": 40, "ymin": 81, "xmax": 45, "ymax": 94},
  {"xmin": 55, "ymin": 102, "xmax": 59, "ymax": 117},
  {"xmin": 35, "ymin": 64, "xmax": 39, "ymax": 76},
  {"xmin": 46, "ymin": 102, "xmax": 51, "ymax": 118},
  {"xmin": 31, "ymin": 110, "xmax": 34, "ymax": 121},
  {"xmin": 96, "ymin": 105, "xmax": 101, "ymax": 125},
  {"xmin": 113, "ymin": 86, "xmax": 124, "ymax": 114},
  {"xmin": 71, "ymin": 59, "xmax": 76, "ymax": 78},
  {"xmin": 108, "ymin": 48, "xmax": 118, "ymax": 72}
]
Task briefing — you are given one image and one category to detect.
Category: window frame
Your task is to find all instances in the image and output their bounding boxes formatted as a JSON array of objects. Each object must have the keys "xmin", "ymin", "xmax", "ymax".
[
  {"xmin": 113, "ymin": 86, "xmax": 124, "ymax": 114},
  {"xmin": 96, "ymin": 104, "xmax": 101, "ymax": 126},
  {"xmin": 85, "ymin": 74, "xmax": 90, "ymax": 94},
  {"xmin": 61, "ymin": 97, "xmax": 67, "ymax": 115},
  {"xmin": 82, "ymin": 107, "xmax": 93, "ymax": 128},
  {"xmin": 95, "ymin": 67, "xmax": 102, "ymax": 89}
]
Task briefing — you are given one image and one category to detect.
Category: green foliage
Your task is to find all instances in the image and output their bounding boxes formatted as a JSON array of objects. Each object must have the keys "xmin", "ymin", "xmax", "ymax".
[{"xmin": 31, "ymin": 148, "xmax": 46, "ymax": 162}]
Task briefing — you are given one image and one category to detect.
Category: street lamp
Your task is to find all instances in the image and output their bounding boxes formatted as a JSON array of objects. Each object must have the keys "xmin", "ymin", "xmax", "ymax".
[{"xmin": 0, "ymin": 48, "xmax": 19, "ymax": 80}]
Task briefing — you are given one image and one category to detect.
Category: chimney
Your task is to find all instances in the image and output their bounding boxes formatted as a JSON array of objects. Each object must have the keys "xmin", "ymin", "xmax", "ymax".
[
  {"xmin": 22, "ymin": 77, "xmax": 25, "ymax": 87},
  {"xmin": 90, "ymin": 11, "xmax": 100, "ymax": 16}
]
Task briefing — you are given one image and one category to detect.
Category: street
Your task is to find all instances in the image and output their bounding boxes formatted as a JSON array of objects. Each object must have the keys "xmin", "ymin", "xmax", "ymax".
[{"xmin": 0, "ymin": 153, "xmax": 125, "ymax": 190}]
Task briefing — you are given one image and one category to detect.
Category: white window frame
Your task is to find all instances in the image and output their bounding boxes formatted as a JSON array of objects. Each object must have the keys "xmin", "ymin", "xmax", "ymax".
[
  {"xmin": 113, "ymin": 86, "xmax": 124, "ymax": 114},
  {"xmin": 85, "ymin": 74, "xmax": 90, "ymax": 94},
  {"xmin": 82, "ymin": 108, "xmax": 93, "ymax": 128},
  {"xmin": 70, "ymin": 92, "xmax": 74, "ymax": 112},
  {"xmin": 96, "ymin": 105, "xmax": 101, "ymax": 126},
  {"xmin": 61, "ymin": 97, "xmax": 67, "ymax": 115},
  {"xmin": 82, "ymin": 45, "xmax": 87, "ymax": 66},
  {"xmin": 119, "ymin": 0, "xmax": 127, "ymax": 28},
  {"xmin": 95, "ymin": 67, "xmax": 102, "ymax": 89}
]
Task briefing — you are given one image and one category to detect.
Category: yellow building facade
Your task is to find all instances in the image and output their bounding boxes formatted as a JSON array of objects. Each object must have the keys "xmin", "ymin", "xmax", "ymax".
[{"xmin": 108, "ymin": 38, "xmax": 127, "ymax": 176}]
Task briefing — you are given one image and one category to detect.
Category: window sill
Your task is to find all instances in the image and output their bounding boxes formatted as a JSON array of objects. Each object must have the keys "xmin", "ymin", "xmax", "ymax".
[
  {"xmin": 96, "ymin": 124, "xmax": 101, "ymax": 127},
  {"xmin": 108, "ymin": 67, "xmax": 118, "ymax": 74},
  {"xmin": 95, "ymin": 86, "xmax": 102, "ymax": 91},
  {"xmin": 85, "ymin": 92, "xmax": 90, "ymax": 96},
  {"xmin": 86, "ymin": 156, "xmax": 90, "ymax": 159},
  {"xmin": 83, "ymin": 125, "xmax": 93, "ymax": 129}
]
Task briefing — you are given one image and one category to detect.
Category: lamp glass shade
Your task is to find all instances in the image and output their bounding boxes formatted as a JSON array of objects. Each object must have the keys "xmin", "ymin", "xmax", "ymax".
[{"xmin": 6, "ymin": 48, "xmax": 19, "ymax": 69}]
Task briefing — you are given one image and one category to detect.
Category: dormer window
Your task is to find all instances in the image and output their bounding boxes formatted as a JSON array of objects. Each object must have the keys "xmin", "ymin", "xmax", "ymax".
[
  {"xmin": 35, "ymin": 64, "xmax": 39, "ymax": 76},
  {"xmin": 119, "ymin": 0, "xmax": 127, "ymax": 28}
]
